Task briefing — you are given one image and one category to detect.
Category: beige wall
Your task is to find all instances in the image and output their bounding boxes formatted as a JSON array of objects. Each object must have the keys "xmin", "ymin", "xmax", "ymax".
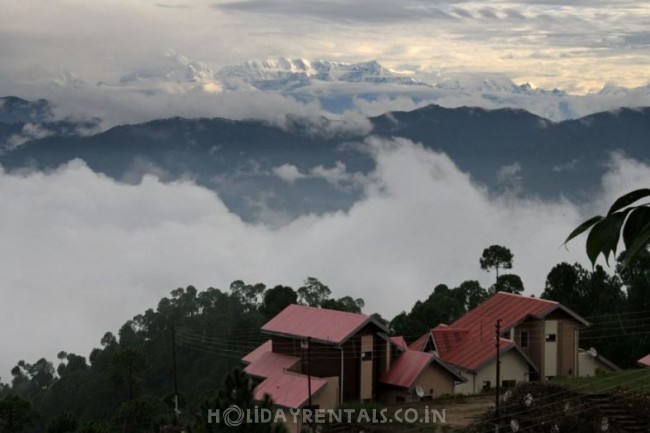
[
  {"xmin": 282, "ymin": 409, "xmax": 301, "ymax": 433},
  {"xmin": 414, "ymin": 363, "xmax": 455, "ymax": 397},
  {"xmin": 454, "ymin": 350, "xmax": 530, "ymax": 394},
  {"xmin": 578, "ymin": 352, "xmax": 617, "ymax": 377},
  {"xmin": 544, "ymin": 320, "xmax": 558, "ymax": 377},
  {"xmin": 313, "ymin": 376, "xmax": 340, "ymax": 409},
  {"xmin": 515, "ymin": 319, "xmax": 544, "ymax": 378},
  {"xmin": 360, "ymin": 335, "xmax": 373, "ymax": 400},
  {"xmin": 558, "ymin": 320, "xmax": 578, "ymax": 377},
  {"xmin": 282, "ymin": 377, "xmax": 340, "ymax": 433},
  {"xmin": 379, "ymin": 363, "xmax": 457, "ymax": 404}
]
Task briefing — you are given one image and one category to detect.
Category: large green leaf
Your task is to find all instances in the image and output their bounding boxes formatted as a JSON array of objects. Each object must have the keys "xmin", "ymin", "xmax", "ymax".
[
  {"xmin": 564, "ymin": 215, "xmax": 603, "ymax": 245},
  {"xmin": 607, "ymin": 188, "xmax": 650, "ymax": 215},
  {"xmin": 622, "ymin": 205, "xmax": 650, "ymax": 251},
  {"xmin": 624, "ymin": 223, "xmax": 650, "ymax": 267},
  {"xmin": 585, "ymin": 211, "xmax": 628, "ymax": 266}
]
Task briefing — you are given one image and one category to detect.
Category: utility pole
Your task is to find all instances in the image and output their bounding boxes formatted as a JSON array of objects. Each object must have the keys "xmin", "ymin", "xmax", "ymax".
[
  {"xmin": 307, "ymin": 336, "xmax": 312, "ymax": 408},
  {"xmin": 306, "ymin": 337, "xmax": 313, "ymax": 433},
  {"xmin": 171, "ymin": 325, "xmax": 180, "ymax": 425},
  {"xmin": 495, "ymin": 319, "xmax": 502, "ymax": 420}
]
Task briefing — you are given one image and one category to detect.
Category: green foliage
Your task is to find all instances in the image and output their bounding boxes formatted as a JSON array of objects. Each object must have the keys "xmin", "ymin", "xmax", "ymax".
[
  {"xmin": 321, "ymin": 296, "xmax": 365, "ymax": 313},
  {"xmin": 194, "ymin": 369, "xmax": 287, "ymax": 433},
  {"xmin": 490, "ymin": 273, "xmax": 524, "ymax": 294},
  {"xmin": 1, "ymin": 278, "xmax": 357, "ymax": 431},
  {"xmin": 565, "ymin": 188, "xmax": 650, "ymax": 267},
  {"xmin": 0, "ymin": 394, "xmax": 38, "ymax": 433},
  {"xmin": 479, "ymin": 245, "xmax": 513, "ymax": 281},
  {"xmin": 542, "ymin": 258, "xmax": 650, "ymax": 368},
  {"xmin": 297, "ymin": 277, "xmax": 331, "ymax": 307},
  {"xmin": 390, "ymin": 281, "xmax": 488, "ymax": 340},
  {"xmin": 616, "ymin": 249, "xmax": 650, "ymax": 313},
  {"xmin": 260, "ymin": 285, "xmax": 297, "ymax": 319},
  {"xmin": 114, "ymin": 395, "xmax": 167, "ymax": 433},
  {"xmin": 542, "ymin": 262, "xmax": 624, "ymax": 317},
  {"xmin": 46, "ymin": 413, "xmax": 78, "ymax": 433},
  {"xmin": 455, "ymin": 280, "xmax": 488, "ymax": 311},
  {"xmin": 110, "ymin": 349, "xmax": 147, "ymax": 402}
]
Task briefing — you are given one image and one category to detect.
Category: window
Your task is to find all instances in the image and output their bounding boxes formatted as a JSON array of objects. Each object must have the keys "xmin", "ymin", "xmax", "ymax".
[
  {"xmin": 520, "ymin": 331, "xmax": 529, "ymax": 348},
  {"xmin": 502, "ymin": 380, "xmax": 516, "ymax": 389},
  {"xmin": 545, "ymin": 334, "xmax": 557, "ymax": 342},
  {"xmin": 361, "ymin": 351, "xmax": 372, "ymax": 361},
  {"xmin": 482, "ymin": 381, "xmax": 491, "ymax": 391}
]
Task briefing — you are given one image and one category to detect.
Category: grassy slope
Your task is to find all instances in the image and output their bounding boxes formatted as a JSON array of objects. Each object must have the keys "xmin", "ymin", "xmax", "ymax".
[{"xmin": 554, "ymin": 368, "xmax": 650, "ymax": 395}]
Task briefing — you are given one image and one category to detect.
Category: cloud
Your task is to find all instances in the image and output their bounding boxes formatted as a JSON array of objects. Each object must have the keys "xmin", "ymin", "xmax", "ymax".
[
  {"xmin": 2, "ymin": 123, "xmax": 53, "ymax": 150},
  {"xmin": 215, "ymin": 0, "xmax": 455, "ymax": 24},
  {"xmin": 496, "ymin": 162, "xmax": 523, "ymax": 195},
  {"xmin": 2, "ymin": 0, "xmax": 650, "ymax": 103},
  {"xmin": 310, "ymin": 161, "xmax": 351, "ymax": 186},
  {"xmin": 272, "ymin": 160, "xmax": 364, "ymax": 190},
  {"xmin": 2, "ymin": 138, "xmax": 649, "ymax": 379},
  {"xmin": 272, "ymin": 163, "xmax": 307, "ymax": 183}
]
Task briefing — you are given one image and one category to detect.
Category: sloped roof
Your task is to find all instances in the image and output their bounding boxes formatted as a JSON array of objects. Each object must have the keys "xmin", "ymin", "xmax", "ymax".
[
  {"xmin": 244, "ymin": 351, "xmax": 300, "ymax": 379},
  {"xmin": 261, "ymin": 304, "xmax": 387, "ymax": 345},
  {"xmin": 412, "ymin": 292, "xmax": 583, "ymax": 373},
  {"xmin": 254, "ymin": 371, "xmax": 327, "ymax": 409},
  {"xmin": 431, "ymin": 325, "xmax": 469, "ymax": 359},
  {"xmin": 441, "ymin": 332, "xmax": 520, "ymax": 372},
  {"xmin": 451, "ymin": 292, "xmax": 588, "ymax": 332},
  {"xmin": 578, "ymin": 348, "xmax": 621, "ymax": 371},
  {"xmin": 381, "ymin": 350, "xmax": 466, "ymax": 389},
  {"xmin": 409, "ymin": 333, "xmax": 430, "ymax": 352},
  {"xmin": 242, "ymin": 339, "xmax": 272, "ymax": 364},
  {"xmin": 638, "ymin": 353, "xmax": 650, "ymax": 367},
  {"xmin": 381, "ymin": 351, "xmax": 434, "ymax": 388},
  {"xmin": 390, "ymin": 336, "xmax": 408, "ymax": 351}
]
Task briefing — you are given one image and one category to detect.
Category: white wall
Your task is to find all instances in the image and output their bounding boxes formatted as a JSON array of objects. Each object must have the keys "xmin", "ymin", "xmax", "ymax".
[{"xmin": 454, "ymin": 350, "xmax": 530, "ymax": 394}]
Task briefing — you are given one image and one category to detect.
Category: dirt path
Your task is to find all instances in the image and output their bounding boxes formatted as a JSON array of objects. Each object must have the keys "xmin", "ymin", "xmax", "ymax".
[
  {"xmin": 378, "ymin": 395, "xmax": 495, "ymax": 431},
  {"xmin": 441, "ymin": 395, "xmax": 494, "ymax": 429}
]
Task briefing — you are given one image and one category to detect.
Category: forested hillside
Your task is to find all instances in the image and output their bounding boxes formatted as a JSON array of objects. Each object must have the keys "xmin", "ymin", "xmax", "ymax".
[
  {"xmin": 2, "ymin": 249, "xmax": 649, "ymax": 432},
  {"xmin": 0, "ymin": 278, "xmax": 362, "ymax": 432}
]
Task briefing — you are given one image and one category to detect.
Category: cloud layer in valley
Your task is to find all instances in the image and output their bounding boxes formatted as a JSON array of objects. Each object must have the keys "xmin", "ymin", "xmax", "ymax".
[{"xmin": 2, "ymin": 138, "xmax": 649, "ymax": 378}]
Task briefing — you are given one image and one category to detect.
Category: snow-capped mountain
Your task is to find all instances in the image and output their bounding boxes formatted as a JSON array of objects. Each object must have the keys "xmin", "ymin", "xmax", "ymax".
[
  {"xmin": 216, "ymin": 58, "xmax": 425, "ymax": 91},
  {"xmin": 119, "ymin": 53, "xmax": 214, "ymax": 85},
  {"xmin": 433, "ymin": 74, "xmax": 566, "ymax": 96}
]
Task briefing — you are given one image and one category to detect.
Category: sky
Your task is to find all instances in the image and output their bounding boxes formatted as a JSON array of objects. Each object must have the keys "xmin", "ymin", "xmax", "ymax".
[
  {"xmin": 2, "ymin": 0, "xmax": 650, "ymax": 378},
  {"xmin": 1, "ymin": 0, "xmax": 650, "ymax": 95}
]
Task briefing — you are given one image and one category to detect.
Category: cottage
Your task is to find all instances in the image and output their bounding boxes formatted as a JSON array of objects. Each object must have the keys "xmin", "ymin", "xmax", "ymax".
[
  {"xmin": 410, "ymin": 292, "xmax": 590, "ymax": 393},
  {"xmin": 242, "ymin": 304, "xmax": 463, "ymax": 431}
]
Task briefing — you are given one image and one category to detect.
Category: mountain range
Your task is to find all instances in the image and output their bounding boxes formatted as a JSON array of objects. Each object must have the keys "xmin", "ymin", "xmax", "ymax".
[
  {"xmin": 2, "ymin": 95, "xmax": 649, "ymax": 224},
  {"xmin": 26, "ymin": 56, "xmax": 650, "ymax": 124}
]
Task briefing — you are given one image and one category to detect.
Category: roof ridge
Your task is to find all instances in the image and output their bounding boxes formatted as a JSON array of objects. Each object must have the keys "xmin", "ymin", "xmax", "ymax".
[
  {"xmin": 285, "ymin": 303, "xmax": 370, "ymax": 318},
  {"xmin": 495, "ymin": 291, "xmax": 558, "ymax": 304}
]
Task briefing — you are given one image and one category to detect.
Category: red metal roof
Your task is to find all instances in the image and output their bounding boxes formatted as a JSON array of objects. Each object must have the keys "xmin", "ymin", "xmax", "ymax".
[
  {"xmin": 390, "ymin": 336, "xmax": 408, "ymax": 350},
  {"xmin": 638, "ymin": 353, "xmax": 650, "ymax": 367},
  {"xmin": 434, "ymin": 328, "xmax": 515, "ymax": 372},
  {"xmin": 381, "ymin": 350, "xmax": 434, "ymax": 388},
  {"xmin": 412, "ymin": 292, "xmax": 584, "ymax": 372},
  {"xmin": 409, "ymin": 333, "xmax": 430, "ymax": 352},
  {"xmin": 244, "ymin": 351, "xmax": 300, "ymax": 379},
  {"xmin": 431, "ymin": 325, "xmax": 469, "ymax": 359},
  {"xmin": 242, "ymin": 340, "xmax": 272, "ymax": 364},
  {"xmin": 451, "ymin": 291, "xmax": 587, "ymax": 332},
  {"xmin": 261, "ymin": 304, "xmax": 382, "ymax": 345},
  {"xmin": 254, "ymin": 371, "xmax": 327, "ymax": 409}
]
